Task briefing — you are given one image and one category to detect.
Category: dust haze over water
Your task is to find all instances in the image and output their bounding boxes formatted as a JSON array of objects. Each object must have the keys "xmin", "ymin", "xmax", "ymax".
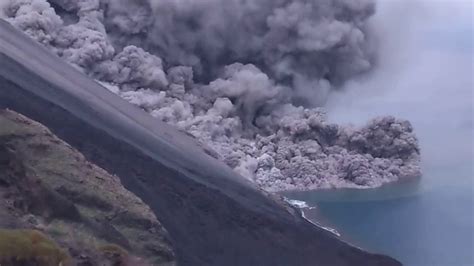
[{"xmin": 327, "ymin": 0, "xmax": 473, "ymax": 172}]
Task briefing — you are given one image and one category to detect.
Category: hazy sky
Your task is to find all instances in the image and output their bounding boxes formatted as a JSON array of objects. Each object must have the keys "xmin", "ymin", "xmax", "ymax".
[{"xmin": 327, "ymin": 0, "xmax": 473, "ymax": 168}]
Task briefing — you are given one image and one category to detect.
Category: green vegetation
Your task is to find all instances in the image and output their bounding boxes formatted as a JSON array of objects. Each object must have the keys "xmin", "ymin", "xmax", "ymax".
[{"xmin": 0, "ymin": 229, "xmax": 69, "ymax": 266}]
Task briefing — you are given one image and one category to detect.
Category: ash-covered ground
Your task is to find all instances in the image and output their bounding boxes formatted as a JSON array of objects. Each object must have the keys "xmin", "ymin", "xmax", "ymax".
[{"xmin": 0, "ymin": 0, "xmax": 421, "ymax": 191}]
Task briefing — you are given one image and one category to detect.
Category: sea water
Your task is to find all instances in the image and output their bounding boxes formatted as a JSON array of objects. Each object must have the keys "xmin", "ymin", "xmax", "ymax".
[
  {"xmin": 285, "ymin": 2, "xmax": 473, "ymax": 265},
  {"xmin": 284, "ymin": 162, "xmax": 473, "ymax": 266}
]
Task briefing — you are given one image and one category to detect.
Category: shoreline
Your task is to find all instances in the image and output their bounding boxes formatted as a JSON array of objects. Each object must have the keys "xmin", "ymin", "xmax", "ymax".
[
  {"xmin": 285, "ymin": 197, "xmax": 369, "ymax": 250},
  {"xmin": 281, "ymin": 178, "xmax": 423, "ymax": 254},
  {"xmin": 284, "ymin": 198, "xmax": 340, "ymax": 236},
  {"xmin": 294, "ymin": 198, "xmax": 395, "ymax": 254}
]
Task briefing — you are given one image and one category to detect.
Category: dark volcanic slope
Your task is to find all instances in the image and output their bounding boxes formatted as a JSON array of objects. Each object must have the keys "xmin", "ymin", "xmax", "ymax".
[{"xmin": 0, "ymin": 20, "xmax": 401, "ymax": 266}]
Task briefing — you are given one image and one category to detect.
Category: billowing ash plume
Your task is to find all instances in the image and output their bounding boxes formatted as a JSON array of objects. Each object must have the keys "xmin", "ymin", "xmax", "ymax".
[
  {"xmin": 108, "ymin": 0, "xmax": 376, "ymax": 103},
  {"xmin": 96, "ymin": 45, "xmax": 169, "ymax": 91},
  {"xmin": 2, "ymin": 0, "xmax": 62, "ymax": 45},
  {"xmin": 0, "ymin": 0, "xmax": 421, "ymax": 191}
]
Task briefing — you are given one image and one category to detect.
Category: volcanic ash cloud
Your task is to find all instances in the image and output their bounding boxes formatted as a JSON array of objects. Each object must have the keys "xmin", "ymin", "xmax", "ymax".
[{"xmin": 1, "ymin": 0, "xmax": 421, "ymax": 191}]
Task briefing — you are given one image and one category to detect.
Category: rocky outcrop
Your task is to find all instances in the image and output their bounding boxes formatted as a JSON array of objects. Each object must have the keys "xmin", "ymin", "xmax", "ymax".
[{"xmin": 0, "ymin": 110, "xmax": 175, "ymax": 265}]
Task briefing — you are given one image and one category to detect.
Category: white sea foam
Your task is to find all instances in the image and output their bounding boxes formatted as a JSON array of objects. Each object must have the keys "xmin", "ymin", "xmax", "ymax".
[{"xmin": 284, "ymin": 198, "xmax": 312, "ymax": 209}]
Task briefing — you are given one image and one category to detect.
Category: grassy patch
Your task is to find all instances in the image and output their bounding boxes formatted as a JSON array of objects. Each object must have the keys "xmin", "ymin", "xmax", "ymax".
[{"xmin": 0, "ymin": 229, "xmax": 69, "ymax": 266}]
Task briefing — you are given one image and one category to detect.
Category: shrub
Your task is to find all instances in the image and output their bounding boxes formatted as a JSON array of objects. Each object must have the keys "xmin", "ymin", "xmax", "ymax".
[{"xmin": 0, "ymin": 229, "xmax": 69, "ymax": 266}]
